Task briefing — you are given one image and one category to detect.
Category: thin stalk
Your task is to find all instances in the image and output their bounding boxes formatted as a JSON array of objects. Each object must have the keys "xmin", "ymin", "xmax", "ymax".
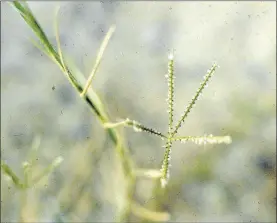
[{"xmin": 11, "ymin": 2, "xmax": 135, "ymax": 221}]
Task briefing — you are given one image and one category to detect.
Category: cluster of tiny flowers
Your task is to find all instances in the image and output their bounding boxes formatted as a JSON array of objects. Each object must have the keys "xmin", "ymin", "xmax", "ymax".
[
  {"xmin": 166, "ymin": 52, "xmax": 175, "ymax": 133},
  {"xmin": 177, "ymin": 134, "xmax": 232, "ymax": 145},
  {"xmin": 126, "ymin": 118, "xmax": 166, "ymax": 138},
  {"xmin": 173, "ymin": 62, "xmax": 219, "ymax": 136},
  {"xmin": 160, "ymin": 141, "xmax": 172, "ymax": 187}
]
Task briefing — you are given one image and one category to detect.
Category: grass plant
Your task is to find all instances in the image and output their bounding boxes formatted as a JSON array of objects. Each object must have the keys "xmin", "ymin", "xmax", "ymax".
[{"xmin": 1, "ymin": 1, "xmax": 232, "ymax": 222}]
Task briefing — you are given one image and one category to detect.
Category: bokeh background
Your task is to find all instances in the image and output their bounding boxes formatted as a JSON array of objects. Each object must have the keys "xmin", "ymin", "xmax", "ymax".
[{"xmin": 1, "ymin": 1, "xmax": 276, "ymax": 222}]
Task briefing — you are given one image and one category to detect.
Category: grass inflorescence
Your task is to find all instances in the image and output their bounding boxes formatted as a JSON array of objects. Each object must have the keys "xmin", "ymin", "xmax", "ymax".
[{"xmin": 2, "ymin": 2, "xmax": 232, "ymax": 222}]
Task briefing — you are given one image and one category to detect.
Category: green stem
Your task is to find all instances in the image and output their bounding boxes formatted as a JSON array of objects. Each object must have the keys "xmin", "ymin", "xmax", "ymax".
[{"xmin": 11, "ymin": 2, "xmax": 135, "ymax": 222}]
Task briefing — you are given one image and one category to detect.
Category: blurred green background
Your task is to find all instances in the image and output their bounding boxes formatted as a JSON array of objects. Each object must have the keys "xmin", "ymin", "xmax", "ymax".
[{"xmin": 1, "ymin": 1, "xmax": 276, "ymax": 222}]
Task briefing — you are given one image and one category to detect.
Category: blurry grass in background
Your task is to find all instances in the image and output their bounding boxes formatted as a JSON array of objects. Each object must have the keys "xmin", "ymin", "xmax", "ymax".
[{"xmin": 1, "ymin": 1, "xmax": 276, "ymax": 222}]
